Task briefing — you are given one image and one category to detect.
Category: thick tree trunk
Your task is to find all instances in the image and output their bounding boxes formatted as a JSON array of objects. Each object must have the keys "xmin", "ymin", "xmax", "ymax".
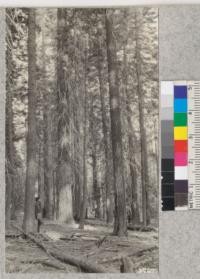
[
  {"xmin": 57, "ymin": 162, "xmax": 73, "ymax": 223},
  {"xmin": 105, "ymin": 9, "xmax": 127, "ymax": 236},
  {"xmin": 73, "ymin": 140, "xmax": 81, "ymax": 222},
  {"xmin": 128, "ymin": 136, "xmax": 140, "ymax": 225},
  {"xmin": 73, "ymin": 31, "xmax": 82, "ymax": 222},
  {"xmin": 135, "ymin": 11, "xmax": 150, "ymax": 227},
  {"xmin": 90, "ymin": 89, "xmax": 101, "ymax": 220},
  {"xmin": 42, "ymin": 24, "xmax": 54, "ymax": 220},
  {"xmin": 73, "ymin": 149, "xmax": 82, "ymax": 222},
  {"xmin": 43, "ymin": 98, "xmax": 54, "ymax": 219},
  {"xmin": 23, "ymin": 9, "xmax": 37, "ymax": 233},
  {"xmin": 5, "ymin": 9, "xmax": 16, "ymax": 228},
  {"xmin": 56, "ymin": 9, "xmax": 74, "ymax": 223},
  {"xmin": 97, "ymin": 31, "xmax": 114, "ymax": 223},
  {"xmin": 79, "ymin": 44, "xmax": 88, "ymax": 229},
  {"xmin": 5, "ymin": 22, "xmax": 14, "ymax": 228},
  {"xmin": 123, "ymin": 46, "xmax": 140, "ymax": 225},
  {"xmin": 5, "ymin": 78, "xmax": 14, "ymax": 228}
]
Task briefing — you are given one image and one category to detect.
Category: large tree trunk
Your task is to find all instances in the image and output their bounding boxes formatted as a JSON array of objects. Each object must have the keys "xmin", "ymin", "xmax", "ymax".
[
  {"xmin": 97, "ymin": 29, "xmax": 114, "ymax": 223},
  {"xmin": 90, "ymin": 89, "xmax": 101, "ymax": 220},
  {"xmin": 122, "ymin": 46, "xmax": 140, "ymax": 225},
  {"xmin": 72, "ymin": 25, "xmax": 82, "ymax": 222},
  {"xmin": 41, "ymin": 20, "xmax": 54, "ymax": 220},
  {"xmin": 23, "ymin": 9, "xmax": 37, "ymax": 233},
  {"xmin": 5, "ymin": 11, "xmax": 15, "ymax": 228},
  {"xmin": 73, "ymin": 119, "xmax": 82, "ymax": 222},
  {"xmin": 105, "ymin": 9, "xmax": 127, "ymax": 236},
  {"xmin": 79, "ymin": 42, "xmax": 88, "ymax": 229},
  {"xmin": 56, "ymin": 8, "xmax": 74, "ymax": 223},
  {"xmin": 135, "ymin": 10, "xmax": 150, "ymax": 227}
]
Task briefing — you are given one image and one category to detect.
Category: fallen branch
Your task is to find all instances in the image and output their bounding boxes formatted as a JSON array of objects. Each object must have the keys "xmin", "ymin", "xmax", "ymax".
[
  {"xmin": 13, "ymin": 224, "xmax": 109, "ymax": 273},
  {"xmin": 20, "ymin": 255, "xmax": 73, "ymax": 270},
  {"xmin": 20, "ymin": 258, "xmax": 49, "ymax": 263},
  {"xmin": 6, "ymin": 233, "xmax": 22, "ymax": 238},
  {"xmin": 41, "ymin": 260, "xmax": 68, "ymax": 270}
]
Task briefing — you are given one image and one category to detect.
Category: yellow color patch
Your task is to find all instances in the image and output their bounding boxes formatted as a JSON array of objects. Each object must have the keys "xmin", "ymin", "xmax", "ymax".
[{"xmin": 174, "ymin": 127, "xmax": 188, "ymax": 140}]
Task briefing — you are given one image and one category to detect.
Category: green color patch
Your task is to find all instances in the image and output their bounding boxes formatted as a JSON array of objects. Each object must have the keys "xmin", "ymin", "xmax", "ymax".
[{"xmin": 174, "ymin": 113, "xmax": 187, "ymax": 126}]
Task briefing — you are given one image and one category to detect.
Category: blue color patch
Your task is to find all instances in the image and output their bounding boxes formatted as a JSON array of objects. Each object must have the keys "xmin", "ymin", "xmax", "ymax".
[
  {"xmin": 174, "ymin": 85, "xmax": 187, "ymax": 99},
  {"xmin": 174, "ymin": 98, "xmax": 187, "ymax": 113}
]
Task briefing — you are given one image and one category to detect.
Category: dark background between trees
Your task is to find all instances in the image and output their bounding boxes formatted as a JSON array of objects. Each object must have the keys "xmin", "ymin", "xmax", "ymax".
[{"xmin": 5, "ymin": 8, "xmax": 158, "ymax": 237}]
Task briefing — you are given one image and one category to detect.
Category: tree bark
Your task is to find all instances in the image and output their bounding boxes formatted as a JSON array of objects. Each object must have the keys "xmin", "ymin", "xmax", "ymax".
[
  {"xmin": 79, "ymin": 41, "xmax": 88, "ymax": 229},
  {"xmin": 41, "ymin": 19, "xmax": 54, "ymax": 220},
  {"xmin": 105, "ymin": 9, "xmax": 127, "ymax": 236},
  {"xmin": 135, "ymin": 10, "xmax": 150, "ymax": 227},
  {"xmin": 97, "ymin": 28, "xmax": 114, "ymax": 223},
  {"xmin": 123, "ymin": 46, "xmax": 140, "ymax": 225},
  {"xmin": 23, "ymin": 9, "xmax": 37, "ymax": 233},
  {"xmin": 5, "ymin": 14, "xmax": 15, "ymax": 228},
  {"xmin": 89, "ymin": 88, "xmax": 101, "ymax": 220},
  {"xmin": 56, "ymin": 9, "xmax": 74, "ymax": 223},
  {"xmin": 38, "ymin": 141, "xmax": 45, "ymax": 210},
  {"xmin": 72, "ymin": 25, "xmax": 82, "ymax": 222}
]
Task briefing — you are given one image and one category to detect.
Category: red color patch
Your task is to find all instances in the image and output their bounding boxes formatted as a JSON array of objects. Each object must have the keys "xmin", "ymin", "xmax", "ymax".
[{"xmin": 174, "ymin": 140, "xmax": 188, "ymax": 152}]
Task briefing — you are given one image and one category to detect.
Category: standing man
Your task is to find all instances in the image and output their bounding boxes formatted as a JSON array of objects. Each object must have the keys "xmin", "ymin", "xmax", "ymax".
[{"xmin": 35, "ymin": 196, "xmax": 42, "ymax": 233}]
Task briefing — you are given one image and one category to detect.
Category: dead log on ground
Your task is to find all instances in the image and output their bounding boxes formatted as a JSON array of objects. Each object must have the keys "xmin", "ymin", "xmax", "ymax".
[
  {"xmin": 6, "ymin": 232, "xmax": 22, "ymax": 238},
  {"xmin": 20, "ymin": 258, "xmax": 69, "ymax": 270},
  {"xmin": 13, "ymin": 224, "xmax": 109, "ymax": 273}
]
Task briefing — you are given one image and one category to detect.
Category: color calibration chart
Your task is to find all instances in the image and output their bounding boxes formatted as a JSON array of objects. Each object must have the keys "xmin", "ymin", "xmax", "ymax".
[{"xmin": 161, "ymin": 81, "xmax": 200, "ymax": 211}]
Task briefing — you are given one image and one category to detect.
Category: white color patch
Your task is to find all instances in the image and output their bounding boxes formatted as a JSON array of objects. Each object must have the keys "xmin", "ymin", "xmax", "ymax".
[
  {"xmin": 161, "ymin": 81, "xmax": 173, "ymax": 96},
  {"xmin": 175, "ymin": 206, "xmax": 188, "ymax": 211},
  {"xmin": 175, "ymin": 166, "xmax": 188, "ymax": 180}
]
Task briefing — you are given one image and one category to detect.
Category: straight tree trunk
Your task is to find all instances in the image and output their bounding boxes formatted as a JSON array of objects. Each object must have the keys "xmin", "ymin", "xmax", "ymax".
[
  {"xmin": 79, "ymin": 42, "xmax": 88, "ymax": 229},
  {"xmin": 97, "ymin": 30, "xmax": 114, "ymax": 223},
  {"xmin": 38, "ymin": 142, "xmax": 45, "ymax": 210},
  {"xmin": 42, "ymin": 21, "xmax": 54, "ymax": 220},
  {"xmin": 135, "ymin": 10, "xmax": 150, "ymax": 227},
  {"xmin": 73, "ymin": 115, "xmax": 82, "ymax": 222},
  {"xmin": 56, "ymin": 9, "xmax": 74, "ymax": 223},
  {"xmin": 23, "ymin": 9, "xmax": 37, "ymax": 233},
  {"xmin": 105, "ymin": 9, "xmax": 127, "ymax": 236},
  {"xmin": 5, "ymin": 15, "xmax": 15, "ymax": 228},
  {"xmin": 73, "ymin": 27, "xmax": 82, "ymax": 222},
  {"xmin": 89, "ymin": 89, "xmax": 101, "ymax": 220},
  {"xmin": 123, "ymin": 46, "xmax": 140, "ymax": 225}
]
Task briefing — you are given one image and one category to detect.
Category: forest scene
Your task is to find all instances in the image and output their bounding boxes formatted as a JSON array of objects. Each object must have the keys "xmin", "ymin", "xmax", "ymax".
[{"xmin": 5, "ymin": 7, "xmax": 159, "ymax": 273}]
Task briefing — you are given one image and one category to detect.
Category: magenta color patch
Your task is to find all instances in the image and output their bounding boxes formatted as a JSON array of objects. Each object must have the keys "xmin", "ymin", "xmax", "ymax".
[{"xmin": 175, "ymin": 152, "xmax": 187, "ymax": 166}]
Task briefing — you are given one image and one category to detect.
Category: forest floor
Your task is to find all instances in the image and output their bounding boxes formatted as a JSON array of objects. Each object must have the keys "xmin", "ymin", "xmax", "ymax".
[{"xmin": 6, "ymin": 218, "xmax": 158, "ymax": 273}]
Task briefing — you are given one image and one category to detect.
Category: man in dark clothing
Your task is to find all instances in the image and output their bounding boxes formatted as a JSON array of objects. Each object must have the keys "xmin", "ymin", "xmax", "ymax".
[
  {"xmin": 126, "ymin": 205, "xmax": 131, "ymax": 224},
  {"xmin": 35, "ymin": 197, "xmax": 42, "ymax": 233}
]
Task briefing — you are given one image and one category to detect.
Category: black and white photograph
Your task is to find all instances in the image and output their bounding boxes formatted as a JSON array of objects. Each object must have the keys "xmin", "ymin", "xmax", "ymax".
[{"xmin": 5, "ymin": 7, "xmax": 159, "ymax": 273}]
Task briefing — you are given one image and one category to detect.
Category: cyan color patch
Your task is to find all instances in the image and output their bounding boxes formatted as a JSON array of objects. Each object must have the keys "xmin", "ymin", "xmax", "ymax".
[
  {"xmin": 174, "ymin": 98, "xmax": 187, "ymax": 113},
  {"xmin": 174, "ymin": 85, "xmax": 187, "ymax": 98}
]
